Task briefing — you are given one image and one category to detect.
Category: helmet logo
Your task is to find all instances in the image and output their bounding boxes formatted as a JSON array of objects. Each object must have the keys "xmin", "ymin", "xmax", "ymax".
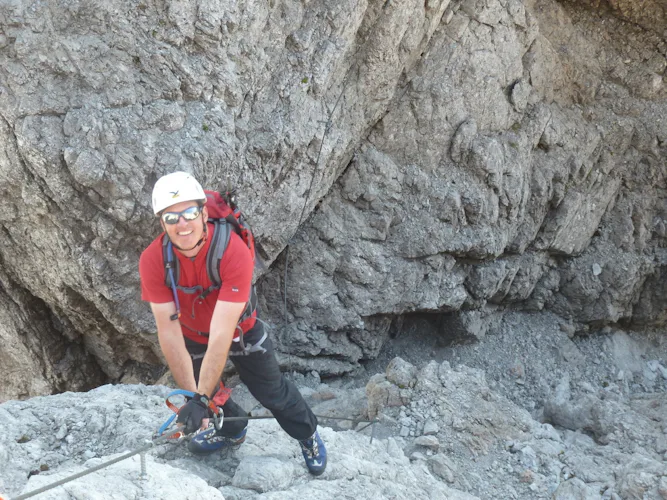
[{"xmin": 170, "ymin": 190, "xmax": 180, "ymax": 198}]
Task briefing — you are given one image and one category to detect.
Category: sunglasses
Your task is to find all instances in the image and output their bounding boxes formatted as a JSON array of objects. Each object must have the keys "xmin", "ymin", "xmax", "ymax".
[{"xmin": 161, "ymin": 206, "xmax": 202, "ymax": 225}]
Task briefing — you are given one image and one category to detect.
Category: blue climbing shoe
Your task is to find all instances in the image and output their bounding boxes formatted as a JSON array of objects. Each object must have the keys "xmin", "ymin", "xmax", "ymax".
[
  {"xmin": 188, "ymin": 426, "xmax": 247, "ymax": 455},
  {"xmin": 299, "ymin": 430, "xmax": 327, "ymax": 475}
]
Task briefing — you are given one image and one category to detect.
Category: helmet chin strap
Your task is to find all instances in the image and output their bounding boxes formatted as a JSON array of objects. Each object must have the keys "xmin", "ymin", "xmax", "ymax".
[{"xmin": 170, "ymin": 219, "xmax": 208, "ymax": 253}]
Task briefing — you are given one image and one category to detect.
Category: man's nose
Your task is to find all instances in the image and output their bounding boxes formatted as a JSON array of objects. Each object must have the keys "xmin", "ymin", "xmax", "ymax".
[{"xmin": 175, "ymin": 215, "xmax": 190, "ymax": 227}]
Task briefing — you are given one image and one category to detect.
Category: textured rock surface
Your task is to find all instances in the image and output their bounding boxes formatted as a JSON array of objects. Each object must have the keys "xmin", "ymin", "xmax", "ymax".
[
  {"xmin": 20, "ymin": 454, "xmax": 226, "ymax": 500},
  {"xmin": 0, "ymin": 383, "xmax": 478, "ymax": 500},
  {"xmin": 0, "ymin": 268, "xmax": 106, "ymax": 402},
  {"xmin": 3, "ymin": 321, "xmax": 666, "ymax": 500},
  {"xmin": 0, "ymin": 0, "xmax": 666, "ymax": 395},
  {"xmin": 572, "ymin": 0, "xmax": 667, "ymax": 36},
  {"xmin": 260, "ymin": 0, "xmax": 667, "ymax": 369}
]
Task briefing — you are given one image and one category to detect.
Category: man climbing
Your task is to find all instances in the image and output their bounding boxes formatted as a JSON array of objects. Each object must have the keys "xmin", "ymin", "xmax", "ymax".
[{"xmin": 139, "ymin": 171, "xmax": 327, "ymax": 475}]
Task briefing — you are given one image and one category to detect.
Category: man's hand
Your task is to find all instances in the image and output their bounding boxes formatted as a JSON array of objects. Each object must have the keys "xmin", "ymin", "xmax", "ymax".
[
  {"xmin": 196, "ymin": 300, "xmax": 245, "ymax": 397},
  {"xmin": 177, "ymin": 393, "xmax": 212, "ymax": 434}
]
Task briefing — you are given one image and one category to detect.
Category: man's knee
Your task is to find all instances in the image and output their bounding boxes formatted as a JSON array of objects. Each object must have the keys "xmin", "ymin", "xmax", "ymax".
[{"xmin": 252, "ymin": 379, "xmax": 302, "ymax": 413}]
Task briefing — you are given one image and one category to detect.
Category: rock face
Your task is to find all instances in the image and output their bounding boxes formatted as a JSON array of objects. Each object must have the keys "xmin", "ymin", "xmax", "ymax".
[
  {"xmin": 0, "ymin": 267, "xmax": 107, "ymax": 401},
  {"xmin": 575, "ymin": 0, "xmax": 667, "ymax": 36},
  {"xmin": 3, "ymin": 342, "xmax": 666, "ymax": 500},
  {"xmin": 0, "ymin": 383, "xmax": 478, "ymax": 500},
  {"xmin": 259, "ymin": 0, "xmax": 666, "ymax": 368},
  {"xmin": 0, "ymin": 0, "xmax": 666, "ymax": 395},
  {"xmin": 367, "ymin": 355, "xmax": 667, "ymax": 499}
]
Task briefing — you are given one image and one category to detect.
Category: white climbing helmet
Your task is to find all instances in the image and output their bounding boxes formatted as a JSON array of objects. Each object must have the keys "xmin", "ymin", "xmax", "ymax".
[{"xmin": 151, "ymin": 171, "xmax": 206, "ymax": 215}]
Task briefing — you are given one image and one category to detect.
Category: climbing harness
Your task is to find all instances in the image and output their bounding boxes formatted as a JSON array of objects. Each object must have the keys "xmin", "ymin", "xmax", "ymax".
[
  {"xmin": 227, "ymin": 319, "xmax": 271, "ymax": 357},
  {"xmin": 182, "ymin": 319, "xmax": 270, "ymax": 358}
]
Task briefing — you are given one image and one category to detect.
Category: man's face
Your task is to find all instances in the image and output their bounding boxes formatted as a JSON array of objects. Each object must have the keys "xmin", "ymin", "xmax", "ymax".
[{"xmin": 160, "ymin": 200, "xmax": 208, "ymax": 251}]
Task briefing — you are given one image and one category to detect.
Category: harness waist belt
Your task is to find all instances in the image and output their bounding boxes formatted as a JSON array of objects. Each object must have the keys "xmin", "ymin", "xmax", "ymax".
[{"xmin": 182, "ymin": 324, "xmax": 267, "ymax": 355}]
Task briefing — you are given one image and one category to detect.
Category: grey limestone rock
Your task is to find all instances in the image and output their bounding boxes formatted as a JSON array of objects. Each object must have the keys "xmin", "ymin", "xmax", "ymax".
[
  {"xmin": 423, "ymin": 419, "xmax": 439, "ymax": 436},
  {"xmin": 552, "ymin": 478, "xmax": 601, "ymax": 500},
  {"xmin": 365, "ymin": 373, "xmax": 409, "ymax": 419},
  {"xmin": 429, "ymin": 454, "xmax": 457, "ymax": 483},
  {"xmin": 0, "ymin": 0, "xmax": 665, "ymax": 393},
  {"xmin": 415, "ymin": 360, "xmax": 442, "ymax": 393},
  {"xmin": 605, "ymin": 331, "xmax": 649, "ymax": 374},
  {"xmin": 414, "ymin": 434, "xmax": 440, "ymax": 450},
  {"xmin": 258, "ymin": 0, "xmax": 666, "ymax": 372},
  {"xmin": 1, "ymin": 381, "xmax": 484, "ymax": 500},
  {"xmin": 4, "ymin": 345, "xmax": 667, "ymax": 500},
  {"xmin": 543, "ymin": 376, "xmax": 667, "ymax": 448},
  {"xmin": 231, "ymin": 456, "xmax": 297, "ymax": 493},
  {"xmin": 615, "ymin": 455, "xmax": 667, "ymax": 500},
  {"xmin": 385, "ymin": 356, "xmax": 418, "ymax": 389}
]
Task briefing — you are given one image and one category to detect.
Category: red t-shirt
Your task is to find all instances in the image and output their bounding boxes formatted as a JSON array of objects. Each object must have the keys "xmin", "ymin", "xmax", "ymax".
[{"xmin": 139, "ymin": 222, "xmax": 256, "ymax": 344}]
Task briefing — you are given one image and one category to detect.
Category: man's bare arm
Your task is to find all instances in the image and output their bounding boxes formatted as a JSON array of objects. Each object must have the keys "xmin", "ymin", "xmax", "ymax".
[
  {"xmin": 196, "ymin": 300, "xmax": 246, "ymax": 397},
  {"xmin": 150, "ymin": 302, "xmax": 197, "ymax": 392}
]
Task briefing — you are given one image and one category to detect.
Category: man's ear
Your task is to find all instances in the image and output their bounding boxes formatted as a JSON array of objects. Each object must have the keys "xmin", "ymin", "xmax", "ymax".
[
  {"xmin": 159, "ymin": 218, "xmax": 166, "ymax": 232},
  {"xmin": 202, "ymin": 206, "xmax": 209, "ymax": 224}
]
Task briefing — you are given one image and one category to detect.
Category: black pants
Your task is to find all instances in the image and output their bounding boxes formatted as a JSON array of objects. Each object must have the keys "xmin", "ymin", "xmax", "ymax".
[{"xmin": 184, "ymin": 321, "xmax": 317, "ymax": 441}]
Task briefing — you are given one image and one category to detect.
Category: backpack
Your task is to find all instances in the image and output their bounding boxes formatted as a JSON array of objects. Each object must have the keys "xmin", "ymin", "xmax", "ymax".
[{"xmin": 162, "ymin": 189, "xmax": 258, "ymax": 326}]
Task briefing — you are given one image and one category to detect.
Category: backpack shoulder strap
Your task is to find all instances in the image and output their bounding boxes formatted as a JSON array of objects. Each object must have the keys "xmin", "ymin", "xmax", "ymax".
[
  {"xmin": 206, "ymin": 220, "xmax": 232, "ymax": 288},
  {"xmin": 162, "ymin": 236, "xmax": 179, "ymax": 288}
]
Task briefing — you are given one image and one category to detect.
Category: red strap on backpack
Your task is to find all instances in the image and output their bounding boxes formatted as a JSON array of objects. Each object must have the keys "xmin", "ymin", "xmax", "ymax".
[
  {"xmin": 204, "ymin": 190, "xmax": 256, "ymax": 265},
  {"xmin": 203, "ymin": 191, "xmax": 233, "ymax": 219}
]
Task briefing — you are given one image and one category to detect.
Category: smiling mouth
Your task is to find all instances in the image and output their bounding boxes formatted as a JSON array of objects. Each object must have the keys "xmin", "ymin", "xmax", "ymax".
[{"xmin": 177, "ymin": 230, "xmax": 193, "ymax": 236}]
